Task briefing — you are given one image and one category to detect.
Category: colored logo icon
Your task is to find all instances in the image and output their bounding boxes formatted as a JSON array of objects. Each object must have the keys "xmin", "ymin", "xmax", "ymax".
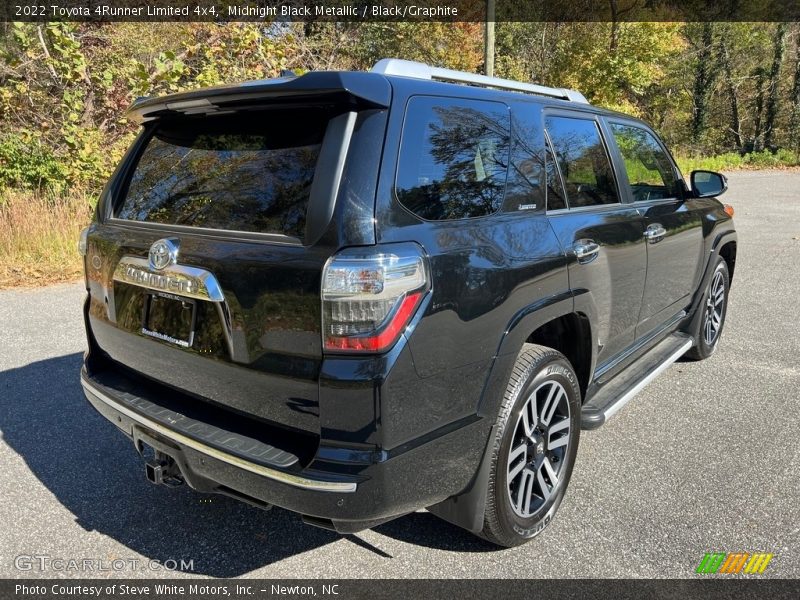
[{"xmin": 696, "ymin": 552, "xmax": 774, "ymax": 574}]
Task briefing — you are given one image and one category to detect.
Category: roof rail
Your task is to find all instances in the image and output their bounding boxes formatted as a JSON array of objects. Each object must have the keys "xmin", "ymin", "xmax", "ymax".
[{"xmin": 371, "ymin": 58, "xmax": 589, "ymax": 104}]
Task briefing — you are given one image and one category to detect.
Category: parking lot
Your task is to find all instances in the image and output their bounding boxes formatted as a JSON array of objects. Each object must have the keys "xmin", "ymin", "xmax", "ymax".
[{"xmin": 1, "ymin": 170, "xmax": 798, "ymax": 579}]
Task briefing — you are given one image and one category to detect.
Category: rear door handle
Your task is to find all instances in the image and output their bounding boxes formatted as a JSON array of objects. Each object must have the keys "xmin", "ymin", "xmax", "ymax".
[
  {"xmin": 572, "ymin": 239, "xmax": 600, "ymax": 264},
  {"xmin": 645, "ymin": 224, "xmax": 667, "ymax": 243}
]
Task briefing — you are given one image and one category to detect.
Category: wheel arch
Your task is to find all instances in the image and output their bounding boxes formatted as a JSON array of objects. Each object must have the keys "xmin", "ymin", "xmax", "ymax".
[
  {"xmin": 719, "ymin": 240, "xmax": 737, "ymax": 282},
  {"xmin": 428, "ymin": 296, "xmax": 595, "ymax": 534},
  {"xmin": 476, "ymin": 292, "xmax": 596, "ymax": 419},
  {"xmin": 525, "ymin": 312, "xmax": 593, "ymax": 401},
  {"xmin": 685, "ymin": 229, "xmax": 737, "ymax": 336}
]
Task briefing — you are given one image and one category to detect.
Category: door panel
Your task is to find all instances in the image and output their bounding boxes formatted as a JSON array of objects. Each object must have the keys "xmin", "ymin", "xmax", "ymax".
[
  {"xmin": 636, "ymin": 200, "xmax": 704, "ymax": 337},
  {"xmin": 549, "ymin": 209, "xmax": 646, "ymax": 364},
  {"xmin": 544, "ymin": 113, "xmax": 647, "ymax": 366},
  {"xmin": 603, "ymin": 119, "xmax": 705, "ymax": 338}
]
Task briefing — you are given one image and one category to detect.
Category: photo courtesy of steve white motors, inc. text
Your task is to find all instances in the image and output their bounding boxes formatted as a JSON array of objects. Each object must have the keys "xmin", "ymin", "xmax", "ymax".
[{"xmin": 14, "ymin": 583, "xmax": 340, "ymax": 597}]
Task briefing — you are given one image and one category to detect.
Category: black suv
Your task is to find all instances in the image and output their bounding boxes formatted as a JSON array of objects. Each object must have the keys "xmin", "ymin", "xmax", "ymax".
[{"xmin": 79, "ymin": 58, "xmax": 737, "ymax": 547}]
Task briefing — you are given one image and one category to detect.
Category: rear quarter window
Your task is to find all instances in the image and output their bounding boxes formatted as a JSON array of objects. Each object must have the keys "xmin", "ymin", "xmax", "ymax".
[
  {"xmin": 395, "ymin": 96, "xmax": 511, "ymax": 221},
  {"xmin": 116, "ymin": 110, "xmax": 329, "ymax": 239}
]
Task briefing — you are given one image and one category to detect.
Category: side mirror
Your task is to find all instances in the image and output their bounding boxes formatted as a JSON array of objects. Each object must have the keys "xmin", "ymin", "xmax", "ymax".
[{"xmin": 691, "ymin": 170, "xmax": 727, "ymax": 198}]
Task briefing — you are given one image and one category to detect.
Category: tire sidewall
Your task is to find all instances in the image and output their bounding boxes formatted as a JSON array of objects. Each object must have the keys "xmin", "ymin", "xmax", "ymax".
[{"xmin": 494, "ymin": 357, "xmax": 581, "ymax": 540}]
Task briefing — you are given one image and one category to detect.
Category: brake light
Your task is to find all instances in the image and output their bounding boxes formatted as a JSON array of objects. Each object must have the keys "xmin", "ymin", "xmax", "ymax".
[
  {"xmin": 724, "ymin": 204, "xmax": 735, "ymax": 218},
  {"xmin": 78, "ymin": 226, "xmax": 89, "ymax": 256},
  {"xmin": 322, "ymin": 244, "xmax": 429, "ymax": 353}
]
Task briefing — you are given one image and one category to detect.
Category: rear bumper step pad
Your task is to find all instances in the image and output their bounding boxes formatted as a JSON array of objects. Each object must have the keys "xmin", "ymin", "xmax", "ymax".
[{"xmin": 81, "ymin": 370, "xmax": 356, "ymax": 493}]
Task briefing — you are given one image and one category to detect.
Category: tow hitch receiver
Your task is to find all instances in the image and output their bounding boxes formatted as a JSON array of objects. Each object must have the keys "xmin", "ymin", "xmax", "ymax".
[
  {"xmin": 144, "ymin": 452, "xmax": 184, "ymax": 487},
  {"xmin": 133, "ymin": 426, "xmax": 185, "ymax": 487}
]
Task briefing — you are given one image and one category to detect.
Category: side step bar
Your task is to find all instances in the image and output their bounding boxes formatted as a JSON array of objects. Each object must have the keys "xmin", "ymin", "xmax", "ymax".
[{"xmin": 581, "ymin": 334, "xmax": 693, "ymax": 429}]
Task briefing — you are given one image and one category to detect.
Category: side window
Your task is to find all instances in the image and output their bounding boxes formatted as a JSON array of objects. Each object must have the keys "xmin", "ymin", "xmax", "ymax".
[
  {"xmin": 609, "ymin": 123, "xmax": 681, "ymax": 201},
  {"xmin": 545, "ymin": 115, "xmax": 619, "ymax": 208},
  {"xmin": 396, "ymin": 96, "xmax": 510, "ymax": 220},
  {"xmin": 504, "ymin": 111, "xmax": 546, "ymax": 212}
]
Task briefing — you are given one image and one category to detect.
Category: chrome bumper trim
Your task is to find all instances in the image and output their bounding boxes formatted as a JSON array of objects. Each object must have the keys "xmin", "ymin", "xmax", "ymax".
[{"xmin": 81, "ymin": 374, "xmax": 357, "ymax": 493}]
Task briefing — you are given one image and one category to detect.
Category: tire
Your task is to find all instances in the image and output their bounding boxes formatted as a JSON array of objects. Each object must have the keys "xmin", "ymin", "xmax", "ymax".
[
  {"xmin": 479, "ymin": 343, "xmax": 581, "ymax": 547},
  {"xmin": 685, "ymin": 256, "xmax": 730, "ymax": 361}
]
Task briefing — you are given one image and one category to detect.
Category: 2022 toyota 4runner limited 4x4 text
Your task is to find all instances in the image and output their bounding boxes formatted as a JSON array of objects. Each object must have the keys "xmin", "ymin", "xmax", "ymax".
[{"xmin": 79, "ymin": 59, "xmax": 737, "ymax": 547}]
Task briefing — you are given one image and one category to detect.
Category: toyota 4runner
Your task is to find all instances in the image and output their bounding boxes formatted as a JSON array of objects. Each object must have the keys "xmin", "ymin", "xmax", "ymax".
[{"xmin": 79, "ymin": 58, "xmax": 737, "ymax": 547}]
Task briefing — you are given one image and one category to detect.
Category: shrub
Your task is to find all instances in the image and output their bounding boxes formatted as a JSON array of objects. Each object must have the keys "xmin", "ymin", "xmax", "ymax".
[
  {"xmin": 675, "ymin": 150, "xmax": 799, "ymax": 174},
  {"xmin": 0, "ymin": 133, "xmax": 69, "ymax": 193}
]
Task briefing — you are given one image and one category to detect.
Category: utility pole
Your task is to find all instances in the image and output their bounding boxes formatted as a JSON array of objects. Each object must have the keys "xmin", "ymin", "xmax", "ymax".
[{"xmin": 485, "ymin": 0, "xmax": 495, "ymax": 76}]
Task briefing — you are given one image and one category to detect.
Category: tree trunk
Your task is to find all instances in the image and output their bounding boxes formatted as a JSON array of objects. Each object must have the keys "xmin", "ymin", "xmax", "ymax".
[
  {"xmin": 791, "ymin": 30, "xmax": 800, "ymax": 151},
  {"xmin": 609, "ymin": 0, "xmax": 619, "ymax": 53},
  {"xmin": 718, "ymin": 36, "xmax": 743, "ymax": 151},
  {"xmin": 691, "ymin": 23, "xmax": 715, "ymax": 147},
  {"xmin": 763, "ymin": 22, "xmax": 788, "ymax": 149},
  {"xmin": 752, "ymin": 68, "xmax": 766, "ymax": 152}
]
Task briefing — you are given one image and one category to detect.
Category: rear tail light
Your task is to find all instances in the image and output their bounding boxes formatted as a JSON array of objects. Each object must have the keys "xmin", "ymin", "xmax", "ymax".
[
  {"xmin": 78, "ymin": 226, "xmax": 89, "ymax": 256},
  {"xmin": 322, "ymin": 243, "xmax": 429, "ymax": 353}
]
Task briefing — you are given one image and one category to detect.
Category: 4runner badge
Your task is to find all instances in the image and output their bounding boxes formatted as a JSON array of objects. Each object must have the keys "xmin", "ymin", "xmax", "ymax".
[{"xmin": 149, "ymin": 238, "xmax": 179, "ymax": 271}]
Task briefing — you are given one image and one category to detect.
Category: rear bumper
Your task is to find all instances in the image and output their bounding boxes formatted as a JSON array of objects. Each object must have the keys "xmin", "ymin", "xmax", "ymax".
[
  {"xmin": 81, "ymin": 372, "xmax": 355, "ymax": 494},
  {"xmin": 81, "ymin": 359, "xmax": 489, "ymax": 533}
]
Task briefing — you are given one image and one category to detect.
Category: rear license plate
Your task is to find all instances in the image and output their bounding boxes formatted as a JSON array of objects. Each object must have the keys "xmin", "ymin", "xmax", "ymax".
[{"xmin": 141, "ymin": 292, "xmax": 196, "ymax": 347}]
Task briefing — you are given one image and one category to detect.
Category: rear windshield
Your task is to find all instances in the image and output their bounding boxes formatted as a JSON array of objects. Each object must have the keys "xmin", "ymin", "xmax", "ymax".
[{"xmin": 116, "ymin": 111, "xmax": 328, "ymax": 238}]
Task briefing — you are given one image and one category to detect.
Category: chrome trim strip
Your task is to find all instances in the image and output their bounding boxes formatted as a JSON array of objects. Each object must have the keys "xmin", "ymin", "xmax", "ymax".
[
  {"xmin": 595, "ymin": 310, "xmax": 687, "ymax": 382},
  {"xmin": 81, "ymin": 376, "xmax": 357, "ymax": 493},
  {"xmin": 113, "ymin": 256, "xmax": 225, "ymax": 302},
  {"xmin": 603, "ymin": 338, "xmax": 692, "ymax": 421},
  {"xmin": 545, "ymin": 203, "xmax": 624, "ymax": 216}
]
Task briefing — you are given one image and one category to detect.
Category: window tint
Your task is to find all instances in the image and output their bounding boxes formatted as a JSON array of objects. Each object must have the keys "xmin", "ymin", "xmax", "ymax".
[
  {"xmin": 545, "ymin": 116, "xmax": 619, "ymax": 208},
  {"xmin": 117, "ymin": 111, "xmax": 328, "ymax": 238},
  {"xmin": 504, "ymin": 113, "xmax": 545, "ymax": 212},
  {"xmin": 396, "ymin": 97, "xmax": 510, "ymax": 220},
  {"xmin": 545, "ymin": 136, "xmax": 567, "ymax": 210},
  {"xmin": 610, "ymin": 123, "xmax": 681, "ymax": 201}
]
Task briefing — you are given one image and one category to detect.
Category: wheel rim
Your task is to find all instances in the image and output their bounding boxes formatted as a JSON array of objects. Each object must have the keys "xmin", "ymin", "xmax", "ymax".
[
  {"xmin": 703, "ymin": 270, "xmax": 725, "ymax": 345},
  {"xmin": 506, "ymin": 380, "xmax": 571, "ymax": 518}
]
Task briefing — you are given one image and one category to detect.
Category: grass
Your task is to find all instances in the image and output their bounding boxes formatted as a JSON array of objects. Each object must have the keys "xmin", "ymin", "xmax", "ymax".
[
  {"xmin": 675, "ymin": 149, "xmax": 800, "ymax": 174},
  {"xmin": 0, "ymin": 189, "xmax": 94, "ymax": 288}
]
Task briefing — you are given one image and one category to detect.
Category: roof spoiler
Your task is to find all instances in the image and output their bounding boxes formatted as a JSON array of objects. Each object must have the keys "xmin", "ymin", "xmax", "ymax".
[{"xmin": 127, "ymin": 71, "xmax": 391, "ymax": 123}]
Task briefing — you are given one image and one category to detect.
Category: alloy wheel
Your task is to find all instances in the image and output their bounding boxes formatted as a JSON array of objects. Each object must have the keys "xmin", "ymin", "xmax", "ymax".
[
  {"xmin": 506, "ymin": 380, "xmax": 571, "ymax": 518},
  {"xmin": 703, "ymin": 270, "xmax": 725, "ymax": 345}
]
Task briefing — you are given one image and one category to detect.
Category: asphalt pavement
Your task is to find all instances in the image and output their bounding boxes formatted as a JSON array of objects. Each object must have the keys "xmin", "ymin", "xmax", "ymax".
[{"xmin": 0, "ymin": 170, "xmax": 798, "ymax": 579}]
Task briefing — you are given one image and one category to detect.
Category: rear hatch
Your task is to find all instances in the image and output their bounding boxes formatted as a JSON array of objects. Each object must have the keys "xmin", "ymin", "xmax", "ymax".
[{"xmin": 84, "ymin": 73, "xmax": 389, "ymax": 448}]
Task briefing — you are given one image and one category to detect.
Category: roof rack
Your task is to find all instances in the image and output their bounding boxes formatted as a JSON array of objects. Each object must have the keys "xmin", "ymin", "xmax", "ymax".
[{"xmin": 371, "ymin": 58, "xmax": 589, "ymax": 104}]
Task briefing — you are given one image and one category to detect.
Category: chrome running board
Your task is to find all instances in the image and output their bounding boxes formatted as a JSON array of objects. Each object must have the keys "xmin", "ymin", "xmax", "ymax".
[{"xmin": 581, "ymin": 334, "xmax": 693, "ymax": 429}]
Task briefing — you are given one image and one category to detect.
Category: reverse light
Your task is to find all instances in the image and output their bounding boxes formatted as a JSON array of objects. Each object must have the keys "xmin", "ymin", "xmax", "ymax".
[{"xmin": 322, "ymin": 244, "xmax": 429, "ymax": 353}]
